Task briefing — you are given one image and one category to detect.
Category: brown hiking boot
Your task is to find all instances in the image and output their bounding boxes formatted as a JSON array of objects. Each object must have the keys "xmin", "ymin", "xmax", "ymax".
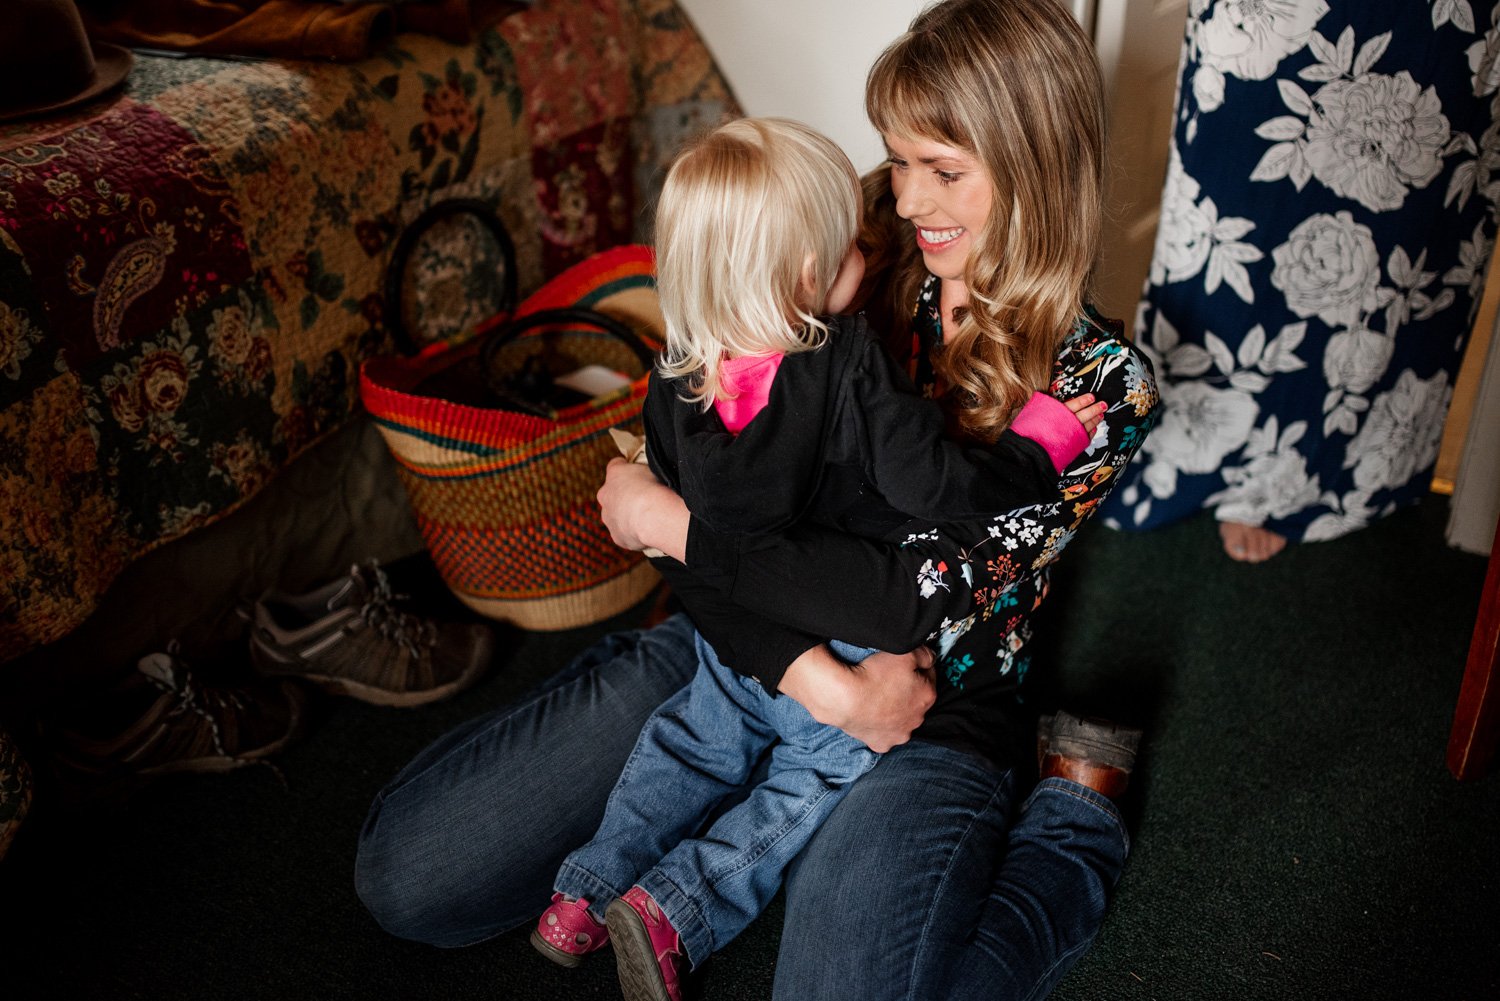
[
  {"xmin": 50, "ymin": 645, "xmax": 308, "ymax": 788},
  {"xmin": 246, "ymin": 562, "xmax": 494, "ymax": 708}
]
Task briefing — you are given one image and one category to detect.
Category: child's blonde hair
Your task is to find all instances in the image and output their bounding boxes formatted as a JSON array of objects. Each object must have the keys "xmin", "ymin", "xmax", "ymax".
[
  {"xmin": 655, "ymin": 117, "xmax": 862, "ymax": 407},
  {"xmin": 864, "ymin": 0, "xmax": 1106, "ymax": 442}
]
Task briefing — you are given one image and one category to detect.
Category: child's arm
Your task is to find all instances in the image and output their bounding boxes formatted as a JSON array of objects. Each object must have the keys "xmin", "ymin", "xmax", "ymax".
[
  {"xmin": 1010, "ymin": 392, "xmax": 1107, "ymax": 474},
  {"xmin": 848, "ymin": 330, "xmax": 1100, "ymax": 520},
  {"xmin": 681, "ymin": 332, "xmax": 1160, "ymax": 655}
]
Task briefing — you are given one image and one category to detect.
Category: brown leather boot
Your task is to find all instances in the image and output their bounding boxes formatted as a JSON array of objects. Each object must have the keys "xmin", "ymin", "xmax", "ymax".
[{"xmin": 1038, "ymin": 710, "xmax": 1141, "ymax": 800}]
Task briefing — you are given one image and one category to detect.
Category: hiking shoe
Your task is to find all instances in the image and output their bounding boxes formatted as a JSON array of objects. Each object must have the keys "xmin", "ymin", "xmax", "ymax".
[
  {"xmin": 607, "ymin": 886, "xmax": 686, "ymax": 1001},
  {"xmin": 531, "ymin": 892, "xmax": 611, "ymax": 967},
  {"xmin": 246, "ymin": 562, "xmax": 493, "ymax": 708},
  {"xmin": 50, "ymin": 644, "xmax": 307, "ymax": 786}
]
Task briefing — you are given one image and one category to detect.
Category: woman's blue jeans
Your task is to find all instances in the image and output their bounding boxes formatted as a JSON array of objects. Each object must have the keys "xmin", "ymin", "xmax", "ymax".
[{"xmin": 354, "ymin": 614, "xmax": 1130, "ymax": 1000}]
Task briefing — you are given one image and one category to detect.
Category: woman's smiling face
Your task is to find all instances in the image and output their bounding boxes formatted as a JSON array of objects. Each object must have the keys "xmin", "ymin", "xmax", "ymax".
[{"xmin": 883, "ymin": 133, "xmax": 994, "ymax": 284}]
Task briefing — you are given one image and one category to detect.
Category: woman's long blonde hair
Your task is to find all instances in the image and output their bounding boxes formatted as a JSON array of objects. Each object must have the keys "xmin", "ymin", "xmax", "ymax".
[
  {"xmin": 654, "ymin": 117, "xmax": 862, "ymax": 407},
  {"xmin": 863, "ymin": 0, "xmax": 1105, "ymax": 442}
]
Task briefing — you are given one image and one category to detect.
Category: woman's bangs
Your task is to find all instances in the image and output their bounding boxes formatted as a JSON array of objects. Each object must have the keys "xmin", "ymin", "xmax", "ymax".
[{"xmin": 867, "ymin": 45, "xmax": 969, "ymax": 149}]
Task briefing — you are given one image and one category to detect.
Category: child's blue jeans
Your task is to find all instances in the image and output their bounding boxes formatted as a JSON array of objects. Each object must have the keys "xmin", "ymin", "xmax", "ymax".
[{"xmin": 554, "ymin": 632, "xmax": 878, "ymax": 968}]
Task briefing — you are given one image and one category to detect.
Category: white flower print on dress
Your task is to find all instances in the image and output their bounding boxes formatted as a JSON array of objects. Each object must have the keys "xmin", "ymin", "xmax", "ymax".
[
  {"xmin": 1469, "ymin": 9, "xmax": 1500, "ymax": 97},
  {"xmin": 1303, "ymin": 488, "xmax": 1378, "ymax": 541},
  {"xmin": 1151, "ymin": 149, "xmax": 1213, "ymax": 283},
  {"xmin": 1444, "ymin": 219, "xmax": 1496, "ymax": 323},
  {"xmin": 1444, "ymin": 110, "xmax": 1499, "ymax": 212},
  {"xmin": 1314, "ymin": 240, "xmax": 1454, "ymax": 436},
  {"xmin": 1106, "ymin": 3, "xmax": 1495, "ymax": 547},
  {"xmin": 1270, "ymin": 211, "xmax": 1382, "ymax": 328},
  {"xmin": 1343, "ymin": 368, "xmax": 1453, "ymax": 492},
  {"xmin": 1192, "ymin": 62, "xmax": 1228, "ymax": 114},
  {"xmin": 1144, "ymin": 308, "xmax": 1308, "ymax": 390},
  {"xmin": 1431, "ymin": 0, "xmax": 1477, "ymax": 34},
  {"xmin": 1149, "ymin": 146, "xmax": 1264, "ymax": 301},
  {"xmin": 1206, "ymin": 417, "xmax": 1322, "ymax": 523},
  {"xmin": 1195, "ymin": 0, "xmax": 1330, "ymax": 82},
  {"xmin": 1303, "ymin": 72, "xmax": 1449, "ymax": 211},
  {"xmin": 1115, "ymin": 304, "xmax": 1310, "ymax": 527},
  {"xmin": 1384, "ymin": 245, "xmax": 1454, "ymax": 334},
  {"xmin": 1252, "ymin": 29, "xmax": 1451, "ymax": 212},
  {"xmin": 1322, "ymin": 326, "xmax": 1394, "ymax": 396},
  {"xmin": 1140, "ymin": 380, "xmax": 1260, "ymax": 486}
]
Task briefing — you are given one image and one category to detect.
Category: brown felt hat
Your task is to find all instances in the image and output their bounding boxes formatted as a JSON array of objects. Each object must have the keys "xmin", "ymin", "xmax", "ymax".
[{"xmin": 0, "ymin": 0, "xmax": 133, "ymax": 123}]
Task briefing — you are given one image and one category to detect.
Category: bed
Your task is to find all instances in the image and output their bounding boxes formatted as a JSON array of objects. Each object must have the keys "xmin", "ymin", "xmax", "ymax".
[{"xmin": 0, "ymin": 0, "xmax": 735, "ymax": 693}]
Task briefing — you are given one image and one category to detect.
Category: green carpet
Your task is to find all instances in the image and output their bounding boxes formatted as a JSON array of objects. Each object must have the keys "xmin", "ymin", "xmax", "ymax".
[{"xmin": 3, "ymin": 495, "xmax": 1496, "ymax": 1001}]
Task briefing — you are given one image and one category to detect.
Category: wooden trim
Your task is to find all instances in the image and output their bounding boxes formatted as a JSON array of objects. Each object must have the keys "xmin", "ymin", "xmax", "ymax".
[
  {"xmin": 1447, "ymin": 512, "xmax": 1500, "ymax": 780},
  {"xmin": 1446, "ymin": 302, "xmax": 1500, "ymax": 554}
]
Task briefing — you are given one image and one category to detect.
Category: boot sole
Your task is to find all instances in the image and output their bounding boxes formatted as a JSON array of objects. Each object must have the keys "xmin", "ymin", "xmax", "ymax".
[
  {"xmin": 605, "ymin": 898, "xmax": 675, "ymax": 1001},
  {"xmin": 296, "ymin": 672, "xmax": 471, "ymax": 708},
  {"xmin": 529, "ymin": 929, "xmax": 586, "ymax": 968},
  {"xmin": 249, "ymin": 647, "xmax": 488, "ymax": 708}
]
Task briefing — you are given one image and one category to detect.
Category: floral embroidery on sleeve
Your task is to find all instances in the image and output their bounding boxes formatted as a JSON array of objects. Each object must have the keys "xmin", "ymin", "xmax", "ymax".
[{"xmin": 899, "ymin": 312, "xmax": 1160, "ymax": 649}]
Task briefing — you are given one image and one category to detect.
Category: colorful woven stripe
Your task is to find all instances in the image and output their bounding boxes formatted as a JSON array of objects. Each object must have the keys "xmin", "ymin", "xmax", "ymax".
[{"xmin": 360, "ymin": 245, "xmax": 664, "ymax": 630}]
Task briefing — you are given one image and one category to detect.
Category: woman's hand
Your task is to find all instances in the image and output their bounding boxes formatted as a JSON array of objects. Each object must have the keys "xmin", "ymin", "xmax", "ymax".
[
  {"xmin": 778, "ymin": 644, "xmax": 936, "ymax": 752},
  {"xmin": 1063, "ymin": 393, "xmax": 1107, "ymax": 436},
  {"xmin": 597, "ymin": 458, "xmax": 690, "ymax": 562}
]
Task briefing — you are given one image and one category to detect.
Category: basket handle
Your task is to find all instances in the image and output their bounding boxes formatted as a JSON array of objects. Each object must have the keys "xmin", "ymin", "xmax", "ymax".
[
  {"xmin": 478, "ymin": 306, "xmax": 657, "ymax": 402},
  {"xmin": 385, "ymin": 197, "xmax": 519, "ymax": 355}
]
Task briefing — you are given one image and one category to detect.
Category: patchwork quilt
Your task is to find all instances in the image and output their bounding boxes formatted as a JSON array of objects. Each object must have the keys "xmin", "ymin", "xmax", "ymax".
[{"xmin": 0, "ymin": 0, "xmax": 735, "ymax": 662}]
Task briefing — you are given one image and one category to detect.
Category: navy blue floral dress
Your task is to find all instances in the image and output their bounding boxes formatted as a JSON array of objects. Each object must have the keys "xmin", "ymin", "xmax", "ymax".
[{"xmin": 1102, "ymin": 0, "xmax": 1500, "ymax": 542}]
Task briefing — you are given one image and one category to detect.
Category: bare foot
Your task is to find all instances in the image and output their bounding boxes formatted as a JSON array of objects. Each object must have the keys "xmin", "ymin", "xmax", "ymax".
[{"xmin": 1219, "ymin": 521, "xmax": 1287, "ymax": 563}]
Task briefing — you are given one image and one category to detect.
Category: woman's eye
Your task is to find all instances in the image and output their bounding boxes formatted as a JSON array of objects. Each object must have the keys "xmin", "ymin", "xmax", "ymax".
[
  {"xmin": 887, "ymin": 157, "xmax": 908, "ymax": 171},
  {"xmin": 937, "ymin": 171, "xmax": 961, "ymax": 185}
]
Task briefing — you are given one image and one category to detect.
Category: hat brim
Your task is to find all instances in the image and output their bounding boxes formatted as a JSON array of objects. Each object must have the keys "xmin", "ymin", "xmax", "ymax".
[{"xmin": 0, "ymin": 41, "xmax": 134, "ymax": 124}]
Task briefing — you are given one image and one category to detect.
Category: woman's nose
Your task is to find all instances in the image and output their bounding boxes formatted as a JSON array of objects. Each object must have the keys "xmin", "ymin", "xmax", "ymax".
[{"xmin": 893, "ymin": 172, "xmax": 929, "ymax": 221}]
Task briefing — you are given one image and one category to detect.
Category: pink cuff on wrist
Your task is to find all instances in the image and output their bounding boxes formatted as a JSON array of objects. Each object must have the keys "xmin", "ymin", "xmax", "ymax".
[{"xmin": 1011, "ymin": 392, "xmax": 1090, "ymax": 475}]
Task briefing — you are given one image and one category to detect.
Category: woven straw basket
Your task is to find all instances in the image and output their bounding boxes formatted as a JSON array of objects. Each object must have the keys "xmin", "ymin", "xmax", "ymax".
[{"xmin": 360, "ymin": 244, "xmax": 664, "ymax": 630}]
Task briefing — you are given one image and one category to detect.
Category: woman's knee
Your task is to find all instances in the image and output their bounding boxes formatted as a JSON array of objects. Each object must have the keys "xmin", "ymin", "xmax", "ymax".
[
  {"xmin": 352, "ymin": 793, "xmax": 444, "ymax": 943},
  {"xmin": 352, "ymin": 617, "xmax": 702, "ymax": 945},
  {"xmin": 354, "ymin": 812, "xmax": 510, "ymax": 947},
  {"xmin": 775, "ymin": 745, "xmax": 1013, "ymax": 998}
]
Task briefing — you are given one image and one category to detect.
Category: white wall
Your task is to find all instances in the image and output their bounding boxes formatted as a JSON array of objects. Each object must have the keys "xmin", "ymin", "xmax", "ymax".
[
  {"xmin": 674, "ymin": 1, "xmax": 1098, "ymax": 171},
  {"xmin": 674, "ymin": 0, "xmax": 929, "ymax": 172}
]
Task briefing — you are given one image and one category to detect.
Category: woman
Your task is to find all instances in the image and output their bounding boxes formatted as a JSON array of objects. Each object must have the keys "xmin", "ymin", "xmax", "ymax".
[
  {"xmin": 355, "ymin": 1, "xmax": 1159, "ymax": 996},
  {"xmin": 1101, "ymin": 0, "xmax": 1500, "ymax": 562}
]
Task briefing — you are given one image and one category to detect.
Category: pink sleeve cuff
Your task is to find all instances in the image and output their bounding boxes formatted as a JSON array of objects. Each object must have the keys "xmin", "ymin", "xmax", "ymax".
[{"xmin": 1010, "ymin": 392, "xmax": 1090, "ymax": 475}]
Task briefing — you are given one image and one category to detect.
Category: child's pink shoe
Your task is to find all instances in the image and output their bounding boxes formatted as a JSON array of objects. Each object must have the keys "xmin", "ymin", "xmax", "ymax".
[
  {"xmin": 530, "ymin": 893, "xmax": 610, "ymax": 967},
  {"xmin": 605, "ymin": 886, "xmax": 686, "ymax": 1001}
]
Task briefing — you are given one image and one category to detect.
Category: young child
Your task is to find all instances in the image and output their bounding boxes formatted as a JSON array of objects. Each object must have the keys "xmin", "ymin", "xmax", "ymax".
[{"xmin": 530, "ymin": 117, "xmax": 1103, "ymax": 1001}]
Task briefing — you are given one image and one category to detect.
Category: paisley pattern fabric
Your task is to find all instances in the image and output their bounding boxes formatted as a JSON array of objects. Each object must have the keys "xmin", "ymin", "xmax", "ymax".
[
  {"xmin": 0, "ymin": 0, "xmax": 736, "ymax": 662},
  {"xmin": 1102, "ymin": 0, "xmax": 1500, "ymax": 542}
]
